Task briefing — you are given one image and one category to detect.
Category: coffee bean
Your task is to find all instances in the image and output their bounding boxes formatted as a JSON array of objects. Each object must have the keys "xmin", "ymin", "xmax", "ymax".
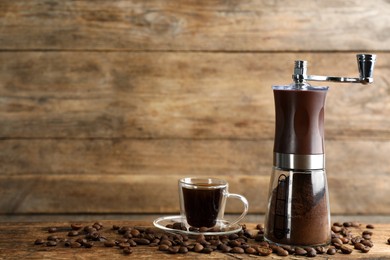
[
  {"xmin": 158, "ymin": 244, "xmax": 169, "ymax": 251},
  {"xmin": 75, "ymin": 238, "xmax": 87, "ymax": 245},
  {"xmin": 46, "ymin": 240, "xmax": 57, "ymax": 247},
  {"xmin": 343, "ymin": 222, "xmax": 352, "ymax": 227},
  {"xmin": 123, "ymin": 247, "xmax": 133, "ymax": 255},
  {"xmin": 84, "ymin": 241, "xmax": 94, "ymax": 248},
  {"xmin": 361, "ymin": 246, "xmax": 370, "ymax": 253},
  {"xmin": 245, "ymin": 247, "xmax": 257, "ymax": 254},
  {"xmin": 315, "ymin": 246, "xmax": 326, "ymax": 254},
  {"xmin": 231, "ymin": 247, "xmax": 244, "ymax": 254},
  {"xmin": 118, "ymin": 242, "xmax": 130, "ymax": 249},
  {"xmin": 172, "ymin": 222, "xmax": 185, "ymax": 230},
  {"xmin": 112, "ymin": 225, "xmax": 120, "ymax": 230},
  {"xmin": 363, "ymin": 234, "xmax": 371, "ymax": 240},
  {"xmin": 168, "ymin": 246, "xmax": 179, "ymax": 254},
  {"xmin": 331, "ymin": 237, "xmax": 343, "ymax": 245},
  {"xmin": 194, "ymin": 243, "xmax": 204, "ymax": 253},
  {"xmin": 202, "ymin": 247, "xmax": 213, "ymax": 254},
  {"xmin": 387, "ymin": 238, "xmax": 390, "ymax": 244},
  {"xmin": 198, "ymin": 227, "xmax": 209, "ymax": 233},
  {"xmin": 354, "ymin": 242, "xmax": 365, "ymax": 250},
  {"xmin": 294, "ymin": 247, "xmax": 307, "ymax": 256},
  {"xmin": 70, "ymin": 242, "xmax": 82, "ymax": 248},
  {"xmin": 340, "ymin": 237, "xmax": 349, "ymax": 244},
  {"xmin": 70, "ymin": 224, "xmax": 83, "ymax": 230},
  {"xmin": 34, "ymin": 239, "xmax": 45, "ymax": 245},
  {"xmin": 366, "ymin": 224, "xmax": 375, "ymax": 229},
  {"xmin": 93, "ymin": 222, "xmax": 103, "ymax": 230},
  {"xmin": 256, "ymin": 246, "xmax": 272, "ymax": 256},
  {"xmin": 327, "ymin": 247, "xmax": 336, "ymax": 255},
  {"xmin": 104, "ymin": 240, "xmax": 116, "ymax": 247},
  {"xmin": 133, "ymin": 238, "xmax": 150, "ymax": 245},
  {"xmin": 47, "ymin": 235, "xmax": 58, "ymax": 241},
  {"xmin": 178, "ymin": 246, "xmax": 188, "ymax": 254},
  {"xmin": 361, "ymin": 239, "xmax": 373, "ymax": 247},
  {"xmin": 351, "ymin": 236, "xmax": 362, "ymax": 244},
  {"xmin": 351, "ymin": 221, "xmax": 360, "ymax": 227},
  {"xmin": 340, "ymin": 245, "xmax": 353, "ymax": 254},
  {"xmin": 276, "ymin": 248, "xmax": 289, "ymax": 256},
  {"xmin": 363, "ymin": 230, "xmax": 373, "ymax": 236},
  {"xmin": 256, "ymin": 223, "xmax": 264, "ymax": 230},
  {"xmin": 48, "ymin": 227, "xmax": 57, "ymax": 233},
  {"xmin": 331, "ymin": 225, "xmax": 342, "ymax": 233},
  {"xmin": 67, "ymin": 231, "xmax": 79, "ymax": 237},
  {"xmin": 219, "ymin": 244, "xmax": 231, "ymax": 253},
  {"xmin": 306, "ymin": 248, "xmax": 317, "ymax": 257},
  {"xmin": 228, "ymin": 240, "xmax": 240, "ymax": 247}
]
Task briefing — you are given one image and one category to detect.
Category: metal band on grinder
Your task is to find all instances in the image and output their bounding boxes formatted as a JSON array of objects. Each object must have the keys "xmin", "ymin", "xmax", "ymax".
[{"xmin": 274, "ymin": 153, "xmax": 325, "ymax": 170}]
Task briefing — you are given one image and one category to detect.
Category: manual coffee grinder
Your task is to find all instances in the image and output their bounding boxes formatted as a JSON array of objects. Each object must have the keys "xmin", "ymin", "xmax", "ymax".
[{"xmin": 264, "ymin": 54, "xmax": 376, "ymax": 247}]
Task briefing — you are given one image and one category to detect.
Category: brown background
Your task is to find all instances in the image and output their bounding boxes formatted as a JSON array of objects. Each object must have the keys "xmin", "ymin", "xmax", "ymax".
[{"xmin": 0, "ymin": 0, "xmax": 389, "ymax": 215}]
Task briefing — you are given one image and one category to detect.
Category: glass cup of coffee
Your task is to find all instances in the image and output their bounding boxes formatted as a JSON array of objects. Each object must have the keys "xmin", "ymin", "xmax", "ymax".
[{"xmin": 179, "ymin": 177, "xmax": 249, "ymax": 228}]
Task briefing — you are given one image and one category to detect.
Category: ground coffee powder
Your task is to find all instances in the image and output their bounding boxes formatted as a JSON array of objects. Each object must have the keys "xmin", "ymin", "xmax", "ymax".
[{"xmin": 265, "ymin": 172, "xmax": 331, "ymax": 246}]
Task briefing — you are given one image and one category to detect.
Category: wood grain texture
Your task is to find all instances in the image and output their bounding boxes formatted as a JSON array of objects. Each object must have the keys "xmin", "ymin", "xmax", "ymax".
[
  {"xmin": 1, "ymin": 221, "xmax": 390, "ymax": 259},
  {"xmin": 1, "ymin": 139, "xmax": 389, "ymax": 214},
  {"xmin": 1, "ymin": 0, "xmax": 389, "ymax": 216},
  {"xmin": 1, "ymin": 52, "xmax": 389, "ymax": 140},
  {"xmin": 0, "ymin": 0, "xmax": 389, "ymax": 51}
]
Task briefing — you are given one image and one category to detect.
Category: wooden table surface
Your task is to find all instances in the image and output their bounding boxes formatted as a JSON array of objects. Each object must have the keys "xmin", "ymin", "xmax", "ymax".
[{"xmin": 1, "ymin": 220, "xmax": 390, "ymax": 259}]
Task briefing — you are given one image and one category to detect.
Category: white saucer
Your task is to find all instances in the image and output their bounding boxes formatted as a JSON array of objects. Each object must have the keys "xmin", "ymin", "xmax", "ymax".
[{"xmin": 153, "ymin": 215, "xmax": 242, "ymax": 236}]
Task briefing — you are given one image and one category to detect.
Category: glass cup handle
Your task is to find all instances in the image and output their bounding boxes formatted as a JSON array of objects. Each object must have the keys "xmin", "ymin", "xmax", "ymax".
[{"xmin": 226, "ymin": 193, "xmax": 249, "ymax": 227}]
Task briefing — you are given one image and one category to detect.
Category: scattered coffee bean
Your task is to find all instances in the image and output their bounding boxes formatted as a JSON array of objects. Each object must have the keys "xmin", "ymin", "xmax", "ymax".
[
  {"xmin": 70, "ymin": 224, "xmax": 83, "ymax": 230},
  {"xmin": 47, "ymin": 235, "xmax": 58, "ymax": 241},
  {"xmin": 34, "ymin": 221, "xmax": 382, "ymax": 257},
  {"xmin": 361, "ymin": 239, "xmax": 374, "ymax": 247},
  {"xmin": 67, "ymin": 231, "xmax": 79, "ymax": 237},
  {"xmin": 257, "ymin": 246, "xmax": 272, "ymax": 256},
  {"xmin": 388, "ymin": 238, "xmax": 390, "ymax": 244},
  {"xmin": 84, "ymin": 241, "xmax": 94, "ymax": 248},
  {"xmin": 118, "ymin": 242, "xmax": 130, "ymax": 249},
  {"xmin": 123, "ymin": 247, "xmax": 133, "ymax": 255},
  {"xmin": 315, "ymin": 246, "xmax": 326, "ymax": 254},
  {"xmin": 178, "ymin": 246, "xmax": 188, "ymax": 254},
  {"xmin": 366, "ymin": 224, "xmax": 374, "ymax": 229},
  {"xmin": 340, "ymin": 245, "xmax": 353, "ymax": 254},
  {"xmin": 194, "ymin": 243, "xmax": 204, "ymax": 253},
  {"xmin": 331, "ymin": 225, "xmax": 342, "ymax": 233},
  {"xmin": 306, "ymin": 247, "xmax": 317, "ymax": 257},
  {"xmin": 133, "ymin": 238, "xmax": 150, "ymax": 245},
  {"xmin": 112, "ymin": 225, "xmax": 120, "ymax": 230},
  {"xmin": 327, "ymin": 247, "xmax": 337, "ymax": 255},
  {"xmin": 245, "ymin": 247, "xmax": 256, "ymax": 254},
  {"xmin": 219, "ymin": 244, "xmax": 231, "ymax": 253},
  {"xmin": 202, "ymin": 247, "xmax": 213, "ymax": 254},
  {"xmin": 168, "ymin": 246, "xmax": 179, "ymax": 254},
  {"xmin": 34, "ymin": 239, "xmax": 45, "ymax": 245},
  {"xmin": 354, "ymin": 242, "xmax": 365, "ymax": 250},
  {"xmin": 231, "ymin": 247, "xmax": 244, "ymax": 254},
  {"xmin": 343, "ymin": 222, "xmax": 352, "ymax": 227},
  {"xmin": 46, "ymin": 240, "xmax": 57, "ymax": 247},
  {"xmin": 363, "ymin": 233, "xmax": 371, "ymax": 240},
  {"xmin": 48, "ymin": 227, "xmax": 57, "ymax": 233},
  {"xmin": 158, "ymin": 244, "xmax": 169, "ymax": 251},
  {"xmin": 351, "ymin": 221, "xmax": 360, "ymax": 227},
  {"xmin": 294, "ymin": 247, "xmax": 307, "ymax": 256},
  {"xmin": 70, "ymin": 242, "xmax": 82, "ymax": 248}
]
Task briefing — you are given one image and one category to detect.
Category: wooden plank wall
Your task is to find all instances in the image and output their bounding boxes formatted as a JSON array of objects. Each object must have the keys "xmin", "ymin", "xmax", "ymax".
[{"xmin": 1, "ymin": 0, "xmax": 390, "ymax": 215}]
